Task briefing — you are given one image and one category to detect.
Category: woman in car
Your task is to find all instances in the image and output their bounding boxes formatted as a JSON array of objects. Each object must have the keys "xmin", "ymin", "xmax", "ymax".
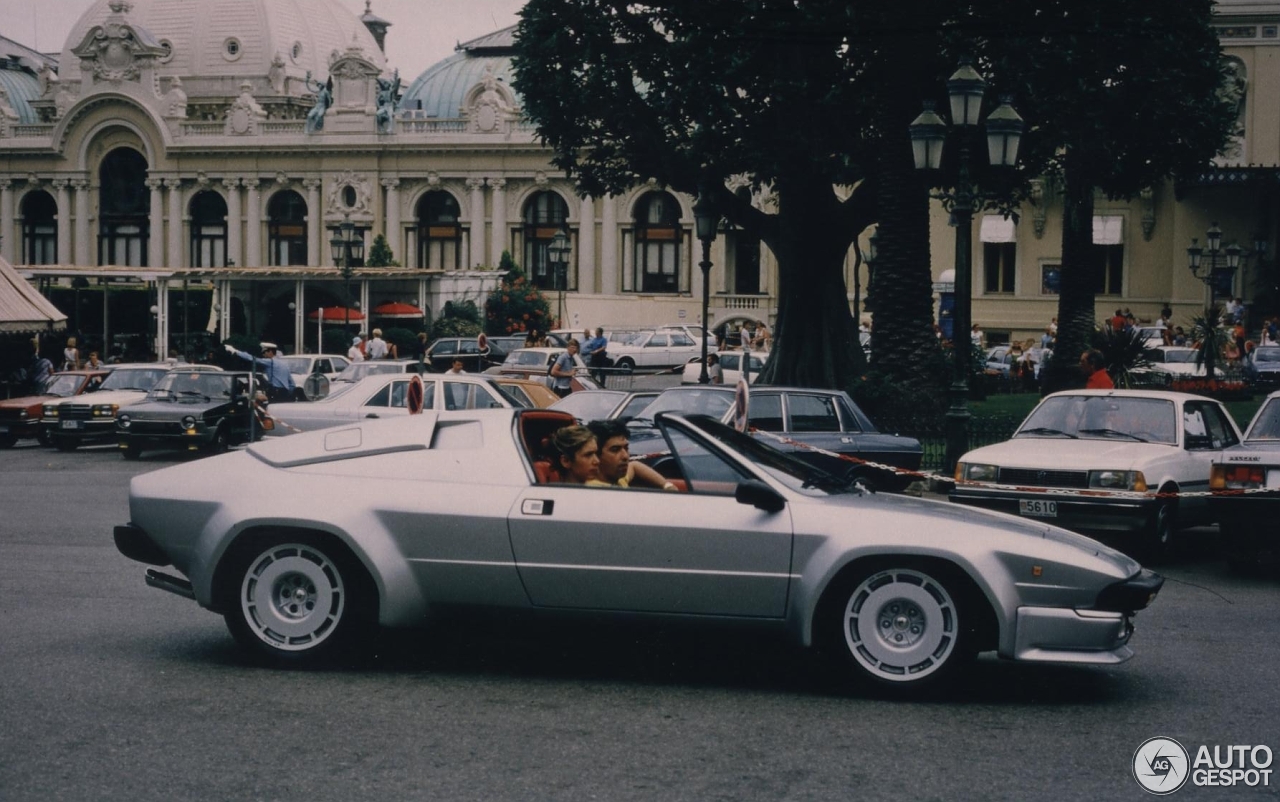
[{"xmin": 549, "ymin": 425, "xmax": 600, "ymax": 484}]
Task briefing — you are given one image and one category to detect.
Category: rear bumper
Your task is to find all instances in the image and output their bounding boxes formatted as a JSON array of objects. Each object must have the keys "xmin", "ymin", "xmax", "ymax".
[
  {"xmin": 113, "ymin": 523, "xmax": 171, "ymax": 566},
  {"xmin": 951, "ymin": 488, "xmax": 1155, "ymax": 533}
]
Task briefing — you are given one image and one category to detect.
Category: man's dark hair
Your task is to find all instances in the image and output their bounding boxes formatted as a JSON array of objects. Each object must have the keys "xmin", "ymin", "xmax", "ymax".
[
  {"xmin": 588, "ymin": 419, "xmax": 628, "ymax": 444},
  {"xmin": 1082, "ymin": 349, "xmax": 1106, "ymax": 371}
]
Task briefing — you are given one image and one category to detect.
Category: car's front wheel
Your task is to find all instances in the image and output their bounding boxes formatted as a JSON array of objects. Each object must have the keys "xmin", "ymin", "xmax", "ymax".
[
  {"xmin": 221, "ymin": 536, "xmax": 372, "ymax": 666},
  {"xmin": 1142, "ymin": 495, "xmax": 1177, "ymax": 562},
  {"xmin": 205, "ymin": 424, "xmax": 228, "ymax": 454},
  {"xmin": 615, "ymin": 357, "xmax": 635, "ymax": 374},
  {"xmin": 827, "ymin": 564, "xmax": 971, "ymax": 692},
  {"xmin": 120, "ymin": 440, "xmax": 142, "ymax": 460}
]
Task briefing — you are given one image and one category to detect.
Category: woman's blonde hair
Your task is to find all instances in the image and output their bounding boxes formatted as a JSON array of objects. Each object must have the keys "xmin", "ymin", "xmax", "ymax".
[
  {"xmin": 549, "ymin": 425, "xmax": 595, "ymax": 462},
  {"xmin": 66, "ymin": 337, "xmax": 77, "ymax": 347}
]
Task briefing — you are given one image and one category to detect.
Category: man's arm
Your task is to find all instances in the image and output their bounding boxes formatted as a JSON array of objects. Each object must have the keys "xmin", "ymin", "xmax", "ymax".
[{"xmin": 628, "ymin": 461, "xmax": 676, "ymax": 490}]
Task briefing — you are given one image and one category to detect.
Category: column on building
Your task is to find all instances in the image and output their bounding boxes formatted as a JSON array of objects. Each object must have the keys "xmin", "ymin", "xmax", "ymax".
[
  {"xmin": 166, "ymin": 178, "xmax": 183, "ymax": 268},
  {"xmin": 490, "ymin": 178, "xmax": 507, "ymax": 267},
  {"xmin": 223, "ymin": 177, "xmax": 242, "ymax": 268},
  {"xmin": 154, "ymin": 279, "xmax": 169, "ymax": 359},
  {"xmin": 0, "ymin": 179, "xmax": 12, "ymax": 263},
  {"xmin": 304, "ymin": 179, "xmax": 322, "ymax": 267},
  {"xmin": 52, "ymin": 179, "xmax": 71, "ymax": 264},
  {"xmin": 601, "ymin": 194, "xmax": 618, "ymax": 295},
  {"xmin": 146, "ymin": 178, "xmax": 164, "ymax": 268},
  {"xmin": 382, "ymin": 178, "xmax": 401, "ymax": 261},
  {"xmin": 72, "ymin": 179, "xmax": 90, "ymax": 266},
  {"xmin": 294, "ymin": 280, "xmax": 306, "ymax": 351},
  {"xmin": 578, "ymin": 195, "xmax": 595, "ymax": 294},
  {"xmin": 244, "ymin": 179, "xmax": 262, "ymax": 267},
  {"xmin": 467, "ymin": 177, "xmax": 486, "ymax": 269}
]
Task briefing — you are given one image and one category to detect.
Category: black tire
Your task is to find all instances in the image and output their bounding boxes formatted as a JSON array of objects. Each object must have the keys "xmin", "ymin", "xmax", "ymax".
[
  {"xmin": 54, "ymin": 437, "xmax": 77, "ymax": 452},
  {"xmin": 120, "ymin": 440, "xmax": 142, "ymax": 460},
  {"xmin": 205, "ymin": 425, "xmax": 229, "ymax": 455},
  {"xmin": 616, "ymin": 357, "xmax": 635, "ymax": 374},
  {"xmin": 220, "ymin": 534, "xmax": 374, "ymax": 667},
  {"xmin": 0, "ymin": 433, "xmax": 16, "ymax": 449},
  {"xmin": 36, "ymin": 428, "xmax": 52, "ymax": 447},
  {"xmin": 1141, "ymin": 495, "xmax": 1177, "ymax": 563},
  {"xmin": 822, "ymin": 561, "xmax": 975, "ymax": 694}
]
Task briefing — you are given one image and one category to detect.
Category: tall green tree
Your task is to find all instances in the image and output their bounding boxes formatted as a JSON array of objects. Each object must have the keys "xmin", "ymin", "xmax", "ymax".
[
  {"xmin": 514, "ymin": 1, "xmax": 958, "ymax": 391},
  {"xmin": 971, "ymin": 0, "xmax": 1233, "ymax": 392}
]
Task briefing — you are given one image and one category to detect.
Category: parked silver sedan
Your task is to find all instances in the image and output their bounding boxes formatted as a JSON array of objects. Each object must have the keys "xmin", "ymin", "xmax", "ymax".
[{"xmin": 115, "ymin": 408, "xmax": 1162, "ymax": 692}]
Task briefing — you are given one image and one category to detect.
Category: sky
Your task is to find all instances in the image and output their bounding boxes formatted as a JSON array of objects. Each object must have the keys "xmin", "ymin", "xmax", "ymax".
[{"xmin": 0, "ymin": 0, "xmax": 527, "ymax": 80}]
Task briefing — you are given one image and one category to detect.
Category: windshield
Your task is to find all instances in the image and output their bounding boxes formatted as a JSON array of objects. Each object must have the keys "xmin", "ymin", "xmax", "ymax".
[
  {"xmin": 1017, "ymin": 395, "xmax": 1177, "ymax": 444},
  {"xmin": 1253, "ymin": 348, "xmax": 1280, "ymax": 364},
  {"xmin": 551, "ymin": 391, "xmax": 627, "ymax": 420},
  {"xmin": 1246, "ymin": 398, "xmax": 1280, "ymax": 441},
  {"xmin": 678, "ymin": 415, "xmax": 854, "ymax": 495},
  {"xmin": 99, "ymin": 368, "xmax": 167, "ymax": 392},
  {"xmin": 1161, "ymin": 349, "xmax": 1198, "ymax": 364},
  {"xmin": 637, "ymin": 388, "xmax": 734, "ymax": 421},
  {"xmin": 148, "ymin": 372, "xmax": 234, "ymax": 401},
  {"xmin": 43, "ymin": 374, "xmax": 84, "ymax": 397}
]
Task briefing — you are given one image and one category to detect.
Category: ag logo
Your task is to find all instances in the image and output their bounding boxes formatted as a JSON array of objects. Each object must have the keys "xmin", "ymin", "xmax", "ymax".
[{"xmin": 1134, "ymin": 737, "xmax": 1190, "ymax": 795}]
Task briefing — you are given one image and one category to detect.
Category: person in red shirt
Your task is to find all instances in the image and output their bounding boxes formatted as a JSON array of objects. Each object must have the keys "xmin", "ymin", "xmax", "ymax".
[
  {"xmin": 1109, "ymin": 309, "xmax": 1126, "ymax": 332},
  {"xmin": 1080, "ymin": 349, "xmax": 1114, "ymax": 389}
]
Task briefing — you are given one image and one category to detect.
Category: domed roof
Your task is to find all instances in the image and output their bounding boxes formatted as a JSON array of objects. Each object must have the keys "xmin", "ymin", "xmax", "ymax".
[
  {"xmin": 59, "ymin": 0, "xmax": 385, "ymax": 87},
  {"xmin": 399, "ymin": 26, "xmax": 519, "ymax": 118}
]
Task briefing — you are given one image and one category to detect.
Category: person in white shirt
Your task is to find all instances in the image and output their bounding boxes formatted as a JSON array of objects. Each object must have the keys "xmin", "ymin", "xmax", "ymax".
[
  {"xmin": 347, "ymin": 336, "xmax": 365, "ymax": 362},
  {"xmin": 367, "ymin": 328, "xmax": 389, "ymax": 360}
]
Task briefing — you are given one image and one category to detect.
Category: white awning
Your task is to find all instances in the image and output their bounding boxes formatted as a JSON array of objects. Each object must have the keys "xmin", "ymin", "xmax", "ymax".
[
  {"xmin": 1092, "ymin": 215, "xmax": 1124, "ymax": 245},
  {"xmin": 979, "ymin": 215, "xmax": 1016, "ymax": 243}
]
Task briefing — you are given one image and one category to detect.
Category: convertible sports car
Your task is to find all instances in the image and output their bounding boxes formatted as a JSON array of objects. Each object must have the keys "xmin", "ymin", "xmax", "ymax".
[{"xmin": 114, "ymin": 408, "xmax": 1161, "ymax": 691}]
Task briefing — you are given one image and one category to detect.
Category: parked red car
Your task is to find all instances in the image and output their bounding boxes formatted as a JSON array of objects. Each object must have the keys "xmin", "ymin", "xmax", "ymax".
[{"xmin": 0, "ymin": 370, "xmax": 111, "ymax": 448}]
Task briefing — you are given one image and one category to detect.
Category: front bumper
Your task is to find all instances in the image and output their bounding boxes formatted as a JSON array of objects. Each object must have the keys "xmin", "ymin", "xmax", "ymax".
[
  {"xmin": 119, "ymin": 421, "xmax": 216, "ymax": 451},
  {"xmin": 43, "ymin": 418, "xmax": 116, "ymax": 443},
  {"xmin": 951, "ymin": 487, "xmax": 1156, "ymax": 534},
  {"xmin": 1010, "ymin": 569, "xmax": 1161, "ymax": 664}
]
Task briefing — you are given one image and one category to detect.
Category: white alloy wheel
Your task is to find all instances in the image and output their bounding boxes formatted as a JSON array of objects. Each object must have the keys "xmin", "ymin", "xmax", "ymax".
[
  {"xmin": 238, "ymin": 543, "xmax": 346, "ymax": 653},
  {"xmin": 842, "ymin": 568, "xmax": 959, "ymax": 683}
]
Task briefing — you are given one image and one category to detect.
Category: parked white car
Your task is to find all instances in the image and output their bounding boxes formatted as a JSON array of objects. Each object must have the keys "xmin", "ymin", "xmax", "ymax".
[
  {"xmin": 1140, "ymin": 346, "xmax": 1206, "ymax": 378},
  {"xmin": 491, "ymin": 347, "xmax": 597, "ymax": 390},
  {"xmin": 269, "ymin": 372, "xmax": 522, "ymax": 434},
  {"xmin": 607, "ymin": 329, "xmax": 701, "ymax": 372},
  {"xmin": 951, "ymin": 389, "xmax": 1243, "ymax": 558},
  {"xmin": 276, "ymin": 353, "xmax": 350, "ymax": 399},
  {"xmin": 680, "ymin": 351, "xmax": 766, "ymax": 385}
]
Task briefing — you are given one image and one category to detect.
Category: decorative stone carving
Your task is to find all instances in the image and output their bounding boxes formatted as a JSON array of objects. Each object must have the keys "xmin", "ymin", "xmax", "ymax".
[
  {"xmin": 489, "ymin": 178, "xmax": 507, "ymax": 190},
  {"xmin": 70, "ymin": 0, "xmax": 168, "ymax": 86},
  {"xmin": 466, "ymin": 66, "xmax": 517, "ymax": 134},
  {"xmin": 0, "ymin": 85, "xmax": 19, "ymax": 135},
  {"xmin": 465, "ymin": 177, "xmax": 486, "ymax": 191},
  {"xmin": 226, "ymin": 81, "xmax": 266, "ymax": 135},
  {"xmin": 37, "ymin": 62, "xmax": 58, "ymax": 98},
  {"xmin": 426, "ymin": 173, "xmax": 440, "ymax": 187},
  {"xmin": 535, "ymin": 172, "xmax": 549, "ymax": 187},
  {"xmin": 326, "ymin": 171, "xmax": 374, "ymax": 217},
  {"xmin": 54, "ymin": 87, "xmax": 76, "ymax": 119},
  {"xmin": 1029, "ymin": 179, "xmax": 1047, "ymax": 239},
  {"xmin": 162, "ymin": 75, "xmax": 187, "ymax": 119},
  {"xmin": 268, "ymin": 54, "xmax": 287, "ymax": 94},
  {"xmin": 303, "ymin": 71, "xmax": 332, "ymax": 134},
  {"xmin": 1140, "ymin": 187, "xmax": 1155, "ymax": 241},
  {"xmin": 195, "ymin": 172, "xmax": 210, "ymax": 188},
  {"xmin": 274, "ymin": 172, "xmax": 292, "ymax": 187}
]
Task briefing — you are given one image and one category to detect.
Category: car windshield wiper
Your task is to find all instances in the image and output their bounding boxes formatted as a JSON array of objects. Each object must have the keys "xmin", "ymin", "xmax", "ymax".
[
  {"xmin": 177, "ymin": 390, "xmax": 210, "ymax": 401},
  {"xmin": 1017, "ymin": 427, "xmax": 1078, "ymax": 439},
  {"xmin": 1077, "ymin": 427, "xmax": 1147, "ymax": 442}
]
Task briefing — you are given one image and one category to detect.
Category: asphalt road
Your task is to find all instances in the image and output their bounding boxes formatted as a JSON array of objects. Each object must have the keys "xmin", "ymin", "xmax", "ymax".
[{"xmin": 0, "ymin": 441, "xmax": 1277, "ymax": 802}]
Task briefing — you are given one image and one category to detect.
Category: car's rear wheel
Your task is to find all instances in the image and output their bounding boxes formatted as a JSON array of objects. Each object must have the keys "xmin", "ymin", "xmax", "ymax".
[
  {"xmin": 616, "ymin": 357, "xmax": 635, "ymax": 374},
  {"xmin": 221, "ymin": 536, "xmax": 371, "ymax": 666},
  {"xmin": 827, "ymin": 564, "xmax": 971, "ymax": 692}
]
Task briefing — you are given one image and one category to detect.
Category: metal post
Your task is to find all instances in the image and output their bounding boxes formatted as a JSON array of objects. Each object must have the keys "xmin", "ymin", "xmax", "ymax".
[
  {"xmin": 698, "ymin": 239, "xmax": 712, "ymax": 384},
  {"xmin": 945, "ymin": 139, "xmax": 974, "ymax": 474}
]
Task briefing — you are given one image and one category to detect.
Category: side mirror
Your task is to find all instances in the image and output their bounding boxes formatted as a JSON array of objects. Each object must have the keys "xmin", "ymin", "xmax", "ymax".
[{"xmin": 735, "ymin": 480, "xmax": 786, "ymax": 513}]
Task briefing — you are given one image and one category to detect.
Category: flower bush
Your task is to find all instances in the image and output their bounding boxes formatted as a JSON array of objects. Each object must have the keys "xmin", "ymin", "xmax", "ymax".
[{"xmin": 484, "ymin": 251, "xmax": 553, "ymax": 336}]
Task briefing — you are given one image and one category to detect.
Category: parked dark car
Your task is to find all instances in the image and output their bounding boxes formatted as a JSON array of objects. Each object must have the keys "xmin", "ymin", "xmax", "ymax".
[
  {"xmin": 424, "ymin": 336, "xmax": 510, "ymax": 373},
  {"xmin": 623, "ymin": 386, "xmax": 924, "ymax": 491},
  {"xmin": 1245, "ymin": 345, "xmax": 1280, "ymax": 389},
  {"xmin": 116, "ymin": 371, "xmax": 270, "ymax": 459},
  {"xmin": 0, "ymin": 370, "xmax": 111, "ymax": 447}
]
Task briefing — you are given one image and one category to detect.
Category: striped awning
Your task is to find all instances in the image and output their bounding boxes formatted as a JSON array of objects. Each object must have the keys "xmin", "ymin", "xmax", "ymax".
[{"xmin": 0, "ymin": 256, "xmax": 66, "ymax": 333}]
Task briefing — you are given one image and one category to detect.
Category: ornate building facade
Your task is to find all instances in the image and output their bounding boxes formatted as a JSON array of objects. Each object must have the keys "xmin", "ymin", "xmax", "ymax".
[{"xmin": 0, "ymin": 0, "xmax": 1276, "ymax": 356}]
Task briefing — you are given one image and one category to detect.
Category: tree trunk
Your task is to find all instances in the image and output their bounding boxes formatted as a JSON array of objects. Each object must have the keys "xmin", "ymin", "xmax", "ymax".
[
  {"xmin": 756, "ymin": 175, "xmax": 865, "ymax": 389},
  {"xmin": 869, "ymin": 138, "xmax": 944, "ymax": 393},
  {"xmin": 1043, "ymin": 156, "xmax": 1097, "ymax": 394}
]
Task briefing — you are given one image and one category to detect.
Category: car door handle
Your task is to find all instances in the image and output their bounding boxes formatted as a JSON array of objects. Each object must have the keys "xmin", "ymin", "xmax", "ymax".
[
  {"xmin": 840, "ymin": 437, "xmax": 853, "ymax": 444},
  {"xmin": 365, "ymin": 413, "xmax": 380, "ymax": 419}
]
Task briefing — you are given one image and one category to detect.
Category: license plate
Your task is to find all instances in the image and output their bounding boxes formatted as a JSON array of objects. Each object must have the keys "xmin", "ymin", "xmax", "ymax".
[
  {"xmin": 1019, "ymin": 499, "xmax": 1057, "ymax": 518},
  {"xmin": 60, "ymin": 420, "xmax": 84, "ymax": 430}
]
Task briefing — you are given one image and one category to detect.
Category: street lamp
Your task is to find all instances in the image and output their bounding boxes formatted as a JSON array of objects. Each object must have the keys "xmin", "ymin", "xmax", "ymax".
[
  {"xmin": 910, "ymin": 57, "xmax": 1023, "ymax": 473},
  {"xmin": 1186, "ymin": 222, "xmax": 1265, "ymax": 309},
  {"xmin": 693, "ymin": 188, "xmax": 718, "ymax": 384},
  {"xmin": 329, "ymin": 215, "xmax": 364, "ymax": 335},
  {"xmin": 548, "ymin": 228, "xmax": 570, "ymax": 328}
]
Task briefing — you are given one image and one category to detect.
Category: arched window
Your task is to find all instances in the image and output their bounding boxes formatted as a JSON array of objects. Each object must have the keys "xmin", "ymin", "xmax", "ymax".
[
  {"xmin": 522, "ymin": 191, "xmax": 570, "ymax": 290},
  {"xmin": 189, "ymin": 190, "xmax": 227, "ymax": 267},
  {"xmin": 21, "ymin": 190, "xmax": 57, "ymax": 265},
  {"xmin": 267, "ymin": 190, "xmax": 307, "ymax": 266},
  {"xmin": 630, "ymin": 191, "xmax": 682, "ymax": 293},
  {"xmin": 416, "ymin": 191, "xmax": 461, "ymax": 270},
  {"xmin": 98, "ymin": 148, "xmax": 149, "ymax": 266}
]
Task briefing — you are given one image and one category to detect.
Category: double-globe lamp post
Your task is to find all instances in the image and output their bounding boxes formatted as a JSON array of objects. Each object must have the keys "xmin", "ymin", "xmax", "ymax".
[
  {"xmin": 910, "ymin": 57, "xmax": 1024, "ymax": 474},
  {"xmin": 1186, "ymin": 222, "xmax": 1266, "ymax": 309},
  {"xmin": 693, "ymin": 188, "xmax": 718, "ymax": 384},
  {"xmin": 329, "ymin": 215, "xmax": 365, "ymax": 338}
]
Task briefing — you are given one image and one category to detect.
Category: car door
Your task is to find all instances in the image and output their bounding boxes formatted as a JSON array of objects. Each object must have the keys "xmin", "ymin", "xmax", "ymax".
[
  {"xmin": 669, "ymin": 332, "xmax": 698, "ymax": 364},
  {"xmin": 429, "ymin": 339, "xmax": 457, "ymax": 372},
  {"xmin": 507, "ymin": 418, "xmax": 793, "ymax": 617},
  {"xmin": 640, "ymin": 332, "xmax": 669, "ymax": 367},
  {"xmin": 1180, "ymin": 400, "xmax": 1241, "ymax": 524},
  {"xmin": 359, "ymin": 379, "xmax": 412, "ymax": 421}
]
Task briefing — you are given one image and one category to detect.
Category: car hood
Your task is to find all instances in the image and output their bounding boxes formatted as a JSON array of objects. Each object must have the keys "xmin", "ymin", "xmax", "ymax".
[
  {"xmin": 126, "ymin": 398, "xmax": 231, "ymax": 418},
  {"xmin": 798, "ymin": 490, "xmax": 1140, "ymax": 577},
  {"xmin": 0, "ymin": 394, "xmax": 53, "ymax": 410},
  {"xmin": 963, "ymin": 437, "xmax": 1176, "ymax": 470},
  {"xmin": 53, "ymin": 389, "xmax": 147, "ymax": 407}
]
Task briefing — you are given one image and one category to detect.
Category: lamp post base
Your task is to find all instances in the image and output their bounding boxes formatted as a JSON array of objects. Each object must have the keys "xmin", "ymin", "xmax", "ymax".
[{"xmin": 944, "ymin": 381, "xmax": 971, "ymax": 475}]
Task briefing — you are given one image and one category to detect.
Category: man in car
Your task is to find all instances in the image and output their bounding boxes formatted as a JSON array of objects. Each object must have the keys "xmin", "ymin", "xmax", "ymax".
[
  {"xmin": 225, "ymin": 341, "xmax": 297, "ymax": 402},
  {"xmin": 586, "ymin": 420, "xmax": 676, "ymax": 490}
]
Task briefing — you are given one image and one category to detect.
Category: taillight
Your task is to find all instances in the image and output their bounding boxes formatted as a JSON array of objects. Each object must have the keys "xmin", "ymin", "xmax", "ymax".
[{"xmin": 1211, "ymin": 464, "xmax": 1264, "ymax": 490}]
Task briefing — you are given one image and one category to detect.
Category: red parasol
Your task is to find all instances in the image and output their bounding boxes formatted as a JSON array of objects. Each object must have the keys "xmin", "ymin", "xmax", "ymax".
[
  {"xmin": 307, "ymin": 306, "xmax": 365, "ymax": 322},
  {"xmin": 372, "ymin": 301, "xmax": 425, "ymax": 319}
]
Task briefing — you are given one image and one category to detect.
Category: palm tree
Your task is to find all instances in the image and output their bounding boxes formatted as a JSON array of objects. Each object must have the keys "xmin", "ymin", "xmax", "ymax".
[
  {"xmin": 1190, "ymin": 305, "xmax": 1229, "ymax": 380},
  {"xmin": 1096, "ymin": 325, "xmax": 1156, "ymax": 388}
]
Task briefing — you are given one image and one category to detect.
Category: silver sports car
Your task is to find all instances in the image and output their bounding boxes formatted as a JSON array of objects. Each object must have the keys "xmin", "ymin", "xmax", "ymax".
[{"xmin": 115, "ymin": 408, "xmax": 1161, "ymax": 691}]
